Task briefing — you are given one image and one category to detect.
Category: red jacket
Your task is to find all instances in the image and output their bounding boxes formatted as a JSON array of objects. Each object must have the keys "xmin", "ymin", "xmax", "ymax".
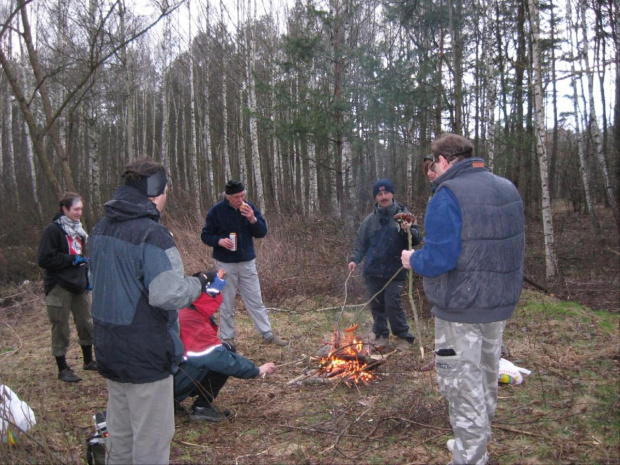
[{"xmin": 179, "ymin": 293, "xmax": 223, "ymax": 357}]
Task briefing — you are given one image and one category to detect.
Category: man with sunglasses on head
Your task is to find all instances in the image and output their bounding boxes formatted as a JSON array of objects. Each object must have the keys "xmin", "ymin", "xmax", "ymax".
[{"xmin": 402, "ymin": 134, "xmax": 524, "ymax": 465}]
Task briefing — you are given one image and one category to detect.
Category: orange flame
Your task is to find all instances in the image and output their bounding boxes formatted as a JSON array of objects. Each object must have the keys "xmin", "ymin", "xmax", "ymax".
[{"xmin": 319, "ymin": 332, "xmax": 378, "ymax": 384}]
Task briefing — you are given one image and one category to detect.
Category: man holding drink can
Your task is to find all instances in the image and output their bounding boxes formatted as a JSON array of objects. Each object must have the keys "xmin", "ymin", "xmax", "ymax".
[{"xmin": 201, "ymin": 180, "xmax": 288, "ymax": 346}]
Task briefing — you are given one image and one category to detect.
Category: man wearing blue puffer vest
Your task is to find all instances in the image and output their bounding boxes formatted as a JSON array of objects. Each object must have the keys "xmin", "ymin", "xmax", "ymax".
[{"xmin": 402, "ymin": 134, "xmax": 524, "ymax": 465}]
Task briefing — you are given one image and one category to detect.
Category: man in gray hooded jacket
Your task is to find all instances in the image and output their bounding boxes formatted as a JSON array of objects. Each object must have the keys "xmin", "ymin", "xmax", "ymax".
[
  {"xmin": 402, "ymin": 134, "xmax": 524, "ymax": 465},
  {"xmin": 90, "ymin": 158, "xmax": 209, "ymax": 465}
]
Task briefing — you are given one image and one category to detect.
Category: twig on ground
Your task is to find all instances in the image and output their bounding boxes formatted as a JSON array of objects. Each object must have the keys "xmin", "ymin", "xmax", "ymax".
[
  {"xmin": 0, "ymin": 322, "xmax": 23, "ymax": 361},
  {"xmin": 321, "ymin": 407, "xmax": 371, "ymax": 454},
  {"xmin": 392, "ymin": 417, "xmax": 452, "ymax": 432}
]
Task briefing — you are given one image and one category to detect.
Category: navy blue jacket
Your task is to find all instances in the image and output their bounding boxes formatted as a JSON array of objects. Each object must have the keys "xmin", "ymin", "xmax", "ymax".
[
  {"xmin": 351, "ymin": 201, "xmax": 421, "ymax": 281},
  {"xmin": 90, "ymin": 186, "xmax": 202, "ymax": 384},
  {"xmin": 201, "ymin": 199, "xmax": 267, "ymax": 263}
]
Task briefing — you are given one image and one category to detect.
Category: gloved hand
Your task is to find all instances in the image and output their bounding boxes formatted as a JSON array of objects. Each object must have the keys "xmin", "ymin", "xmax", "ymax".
[
  {"xmin": 86, "ymin": 284, "xmax": 93, "ymax": 293},
  {"xmin": 73, "ymin": 255, "xmax": 90, "ymax": 266},
  {"xmin": 206, "ymin": 276, "xmax": 226, "ymax": 297}
]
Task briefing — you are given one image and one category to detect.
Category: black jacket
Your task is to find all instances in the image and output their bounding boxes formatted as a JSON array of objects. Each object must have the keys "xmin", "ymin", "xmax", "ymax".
[{"xmin": 37, "ymin": 213, "xmax": 89, "ymax": 295}]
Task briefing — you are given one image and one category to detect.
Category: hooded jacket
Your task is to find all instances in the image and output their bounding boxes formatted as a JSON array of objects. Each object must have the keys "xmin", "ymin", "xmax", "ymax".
[
  {"xmin": 90, "ymin": 186, "xmax": 203, "ymax": 384},
  {"xmin": 412, "ymin": 158, "xmax": 525, "ymax": 323},
  {"xmin": 37, "ymin": 213, "xmax": 89, "ymax": 295},
  {"xmin": 351, "ymin": 201, "xmax": 422, "ymax": 281}
]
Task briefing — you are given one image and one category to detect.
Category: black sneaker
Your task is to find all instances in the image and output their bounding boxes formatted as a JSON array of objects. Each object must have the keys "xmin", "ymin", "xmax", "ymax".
[
  {"xmin": 83, "ymin": 361, "xmax": 98, "ymax": 371},
  {"xmin": 58, "ymin": 368, "xmax": 82, "ymax": 383},
  {"xmin": 189, "ymin": 405, "xmax": 232, "ymax": 422}
]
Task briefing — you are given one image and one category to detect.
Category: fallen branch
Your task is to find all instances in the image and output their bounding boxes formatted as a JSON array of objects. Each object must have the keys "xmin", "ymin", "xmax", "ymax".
[{"xmin": 524, "ymin": 275, "xmax": 552, "ymax": 295}]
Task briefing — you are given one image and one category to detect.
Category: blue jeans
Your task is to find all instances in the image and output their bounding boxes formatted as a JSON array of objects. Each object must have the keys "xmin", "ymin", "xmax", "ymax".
[{"xmin": 365, "ymin": 277, "xmax": 413, "ymax": 340}]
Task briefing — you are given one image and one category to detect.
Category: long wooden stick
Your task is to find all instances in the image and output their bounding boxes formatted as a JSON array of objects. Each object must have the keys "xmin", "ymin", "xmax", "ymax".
[{"xmin": 407, "ymin": 229, "xmax": 424, "ymax": 358}]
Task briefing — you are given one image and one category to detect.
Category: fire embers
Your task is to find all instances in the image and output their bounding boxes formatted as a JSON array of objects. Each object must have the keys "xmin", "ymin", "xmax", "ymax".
[
  {"xmin": 319, "ymin": 335, "xmax": 377, "ymax": 384},
  {"xmin": 288, "ymin": 326, "xmax": 388, "ymax": 387}
]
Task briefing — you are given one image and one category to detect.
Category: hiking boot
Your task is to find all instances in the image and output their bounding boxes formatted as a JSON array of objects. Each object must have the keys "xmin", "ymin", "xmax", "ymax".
[
  {"xmin": 58, "ymin": 368, "xmax": 81, "ymax": 383},
  {"xmin": 83, "ymin": 361, "xmax": 98, "ymax": 371},
  {"xmin": 263, "ymin": 334, "xmax": 288, "ymax": 346},
  {"xmin": 190, "ymin": 405, "xmax": 232, "ymax": 422},
  {"xmin": 395, "ymin": 337, "xmax": 414, "ymax": 351},
  {"xmin": 447, "ymin": 438, "xmax": 455, "ymax": 453}
]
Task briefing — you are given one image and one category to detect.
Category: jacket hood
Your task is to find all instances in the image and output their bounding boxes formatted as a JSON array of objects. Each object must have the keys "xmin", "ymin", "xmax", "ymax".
[{"xmin": 103, "ymin": 185, "xmax": 161, "ymax": 223}]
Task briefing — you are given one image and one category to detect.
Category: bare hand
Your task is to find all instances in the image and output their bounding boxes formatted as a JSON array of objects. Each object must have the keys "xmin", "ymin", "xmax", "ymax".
[
  {"xmin": 217, "ymin": 268, "xmax": 226, "ymax": 279},
  {"xmin": 401, "ymin": 250, "xmax": 414, "ymax": 270},
  {"xmin": 258, "ymin": 362, "xmax": 276, "ymax": 376},
  {"xmin": 240, "ymin": 202, "xmax": 256, "ymax": 223},
  {"xmin": 218, "ymin": 238, "xmax": 235, "ymax": 250},
  {"xmin": 401, "ymin": 220, "xmax": 411, "ymax": 232},
  {"xmin": 348, "ymin": 262, "xmax": 356, "ymax": 272}
]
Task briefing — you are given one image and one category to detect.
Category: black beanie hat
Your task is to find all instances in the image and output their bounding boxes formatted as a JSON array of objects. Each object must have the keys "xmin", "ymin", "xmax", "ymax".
[
  {"xmin": 225, "ymin": 180, "xmax": 245, "ymax": 195},
  {"xmin": 372, "ymin": 178, "xmax": 395, "ymax": 197}
]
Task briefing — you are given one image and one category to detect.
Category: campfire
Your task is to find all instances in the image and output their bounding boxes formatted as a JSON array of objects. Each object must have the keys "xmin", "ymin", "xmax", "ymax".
[{"xmin": 288, "ymin": 325, "xmax": 390, "ymax": 387}]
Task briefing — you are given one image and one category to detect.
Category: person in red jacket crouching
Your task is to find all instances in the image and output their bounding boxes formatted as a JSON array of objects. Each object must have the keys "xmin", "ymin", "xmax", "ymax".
[{"xmin": 174, "ymin": 269, "xmax": 276, "ymax": 422}]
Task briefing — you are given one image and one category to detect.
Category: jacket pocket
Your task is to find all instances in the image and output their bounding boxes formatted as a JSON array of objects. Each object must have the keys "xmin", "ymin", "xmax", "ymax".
[{"xmin": 45, "ymin": 293, "xmax": 65, "ymax": 323}]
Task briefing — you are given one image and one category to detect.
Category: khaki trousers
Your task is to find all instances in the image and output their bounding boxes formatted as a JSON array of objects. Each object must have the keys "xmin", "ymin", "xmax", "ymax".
[
  {"xmin": 45, "ymin": 284, "xmax": 93, "ymax": 357},
  {"xmin": 105, "ymin": 376, "xmax": 175, "ymax": 465}
]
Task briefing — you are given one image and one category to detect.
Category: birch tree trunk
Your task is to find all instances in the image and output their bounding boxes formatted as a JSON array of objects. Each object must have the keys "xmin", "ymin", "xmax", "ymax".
[
  {"xmin": 482, "ymin": 4, "xmax": 497, "ymax": 172},
  {"xmin": 187, "ymin": 0, "xmax": 201, "ymax": 216},
  {"xmin": 5, "ymin": 90, "xmax": 20, "ymax": 209},
  {"xmin": 119, "ymin": 0, "xmax": 133, "ymax": 162},
  {"xmin": 528, "ymin": 0, "xmax": 558, "ymax": 279},
  {"xmin": 578, "ymin": 0, "xmax": 617, "ymax": 220},
  {"xmin": 24, "ymin": 117, "xmax": 43, "ymax": 222},
  {"xmin": 247, "ymin": 0, "xmax": 265, "ymax": 212},
  {"xmin": 566, "ymin": 0, "xmax": 597, "ymax": 222},
  {"xmin": 308, "ymin": 141, "xmax": 318, "ymax": 215}
]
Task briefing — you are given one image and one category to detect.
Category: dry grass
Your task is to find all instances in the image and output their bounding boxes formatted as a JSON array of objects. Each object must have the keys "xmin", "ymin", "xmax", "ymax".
[
  {"xmin": 1, "ymin": 209, "xmax": 619, "ymax": 464},
  {"xmin": 1, "ymin": 278, "xmax": 618, "ymax": 465}
]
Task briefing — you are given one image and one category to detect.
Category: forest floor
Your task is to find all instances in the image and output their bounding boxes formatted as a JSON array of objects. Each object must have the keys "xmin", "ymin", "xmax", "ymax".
[{"xmin": 0, "ymin": 206, "xmax": 618, "ymax": 464}]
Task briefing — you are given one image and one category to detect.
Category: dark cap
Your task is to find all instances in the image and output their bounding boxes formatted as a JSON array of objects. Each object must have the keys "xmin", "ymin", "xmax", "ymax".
[
  {"xmin": 225, "ymin": 180, "xmax": 245, "ymax": 195},
  {"xmin": 372, "ymin": 178, "xmax": 395, "ymax": 197}
]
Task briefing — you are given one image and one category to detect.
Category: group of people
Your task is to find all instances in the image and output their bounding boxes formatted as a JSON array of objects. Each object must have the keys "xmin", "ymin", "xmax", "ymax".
[{"xmin": 37, "ymin": 133, "xmax": 524, "ymax": 465}]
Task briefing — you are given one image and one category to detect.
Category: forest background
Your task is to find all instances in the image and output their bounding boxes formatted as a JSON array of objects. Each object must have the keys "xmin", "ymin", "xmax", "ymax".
[
  {"xmin": 0, "ymin": 0, "xmax": 618, "ymax": 284},
  {"xmin": 0, "ymin": 0, "xmax": 619, "ymax": 463}
]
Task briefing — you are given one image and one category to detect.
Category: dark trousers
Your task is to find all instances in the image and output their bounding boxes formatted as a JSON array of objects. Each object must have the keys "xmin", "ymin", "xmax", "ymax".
[
  {"xmin": 365, "ymin": 277, "xmax": 413, "ymax": 340},
  {"xmin": 174, "ymin": 344, "xmax": 235, "ymax": 408}
]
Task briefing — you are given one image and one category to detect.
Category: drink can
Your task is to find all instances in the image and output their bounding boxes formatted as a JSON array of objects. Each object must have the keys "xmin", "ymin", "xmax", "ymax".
[{"xmin": 229, "ymin": 233, "xmax": 237, "ymax": 251}]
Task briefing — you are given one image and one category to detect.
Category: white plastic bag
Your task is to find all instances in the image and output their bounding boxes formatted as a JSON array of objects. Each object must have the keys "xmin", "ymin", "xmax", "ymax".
[
  {"xmin": 0, "ymin": 385, "xmax": 36, "ymax": 444},
  {"xmin": 498, "ymin": 358, "xmax": 531, "ymax": 385}
]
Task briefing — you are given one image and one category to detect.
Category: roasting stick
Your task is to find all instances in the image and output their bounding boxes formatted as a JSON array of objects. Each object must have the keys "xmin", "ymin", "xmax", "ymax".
[
  {"xmin": 406, "ymin": 227, "xmax": 425, "ymax": 358},
  {"xmin": 335, "ymin": 268, "xmax": 355, "ymax": 329}
]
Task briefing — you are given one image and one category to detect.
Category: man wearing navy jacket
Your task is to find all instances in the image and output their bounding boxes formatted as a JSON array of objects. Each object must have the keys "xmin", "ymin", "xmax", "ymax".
[
  {"xmin": 201, "ymin": 180, "xmax": 287, "ymax": 346},
  {"xmin": 402, "ymin": 134, "xmax": 524, "ymax": 465}
]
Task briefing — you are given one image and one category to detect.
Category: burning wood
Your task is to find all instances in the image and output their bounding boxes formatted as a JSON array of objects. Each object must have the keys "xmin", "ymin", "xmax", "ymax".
[{"xmin": 288, "ymin": 326, "xmax": 390, "ymax": 387}]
